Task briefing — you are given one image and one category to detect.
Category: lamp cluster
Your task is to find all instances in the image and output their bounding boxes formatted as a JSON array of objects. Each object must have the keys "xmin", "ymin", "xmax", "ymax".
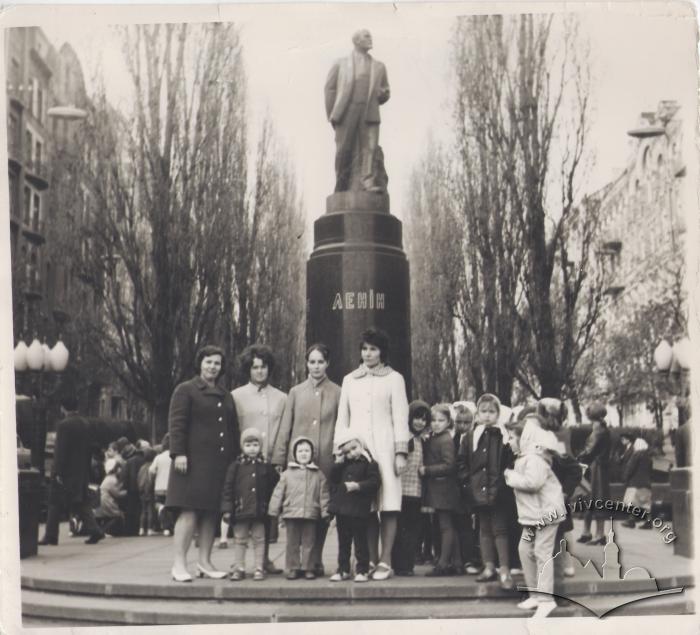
[
  {"xmin": 14, "ymin": 338, "xmax": 69, "ymax": 373},
  {"xmin": 653, "ymin": 337, "xmax": 691, "ymax": 374}
]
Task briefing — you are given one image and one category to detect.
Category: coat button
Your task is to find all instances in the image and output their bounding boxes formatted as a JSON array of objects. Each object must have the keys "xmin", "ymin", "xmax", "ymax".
[
  {"xmin": 313, "ymin": 420, "xmax": 317, "ymax": 425},
  {"xmin": 218, "ymin": 402, "xmax": 222, "ymax": 408},
  {"xmin": 220, "ymin": 432, "xmax": 224, "ymax": 438},
  {"xmin": 315, "ymin": 391, "xmax": 319, "ymax": 396},
  {"xmin": 219, "ymin": 417, "xmax": 223, "ymax": 422},
  {"xmin": 220, "ymin": 447, "xmax": 225, "ymax": 451},
  {"xmin": 482, "ymin": 486, "xmax": 486, "ymax": 490},
  {"xmin": 252, "ymin": 473, "xmax": 256, "ymax": 477},
  {"xmin": 251, "ymin": 487, "xmax": 256, "ymax": 492}
]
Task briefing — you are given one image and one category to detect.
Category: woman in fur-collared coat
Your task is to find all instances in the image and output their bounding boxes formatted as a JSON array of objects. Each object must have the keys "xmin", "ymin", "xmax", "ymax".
[{"xmin": 333, "ymin": 328, "xmax": 410, "ymax": 581}]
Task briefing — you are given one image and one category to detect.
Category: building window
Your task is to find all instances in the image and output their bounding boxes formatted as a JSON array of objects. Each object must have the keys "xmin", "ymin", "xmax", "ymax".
[
  {"xmin": 32, "ymin": 192, "xmax": 41, "ymax": 231},
  {"xmin": 23, "ymin": 185, "xmax": 31, "ymax": 225},
  {"xmin": 27, "ymin": 249, "xmax": 38, "ymax": 288},
  {"xmin": 24, "ymin": 130, "xmax": 32, "ymax": 164},
  {"xmin": 8, "ymin": 112, "xmax": 20, "ymax": 153},
  {"xmin": 10, "ymin": 225, "xmax": 19, "ymax": 260},
  {"xmin": 9, "ymin": 172, "xmax": 19, "ymax": 219},
  {"xmin": 34, "ymin": 140, "xmax": 42, "ymax": 169}
]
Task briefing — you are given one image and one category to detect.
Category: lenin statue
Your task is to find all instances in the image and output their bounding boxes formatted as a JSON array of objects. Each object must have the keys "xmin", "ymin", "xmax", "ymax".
[{"xmin": 325, "ymin": 29, "xmax": 390, "ymax": 193}]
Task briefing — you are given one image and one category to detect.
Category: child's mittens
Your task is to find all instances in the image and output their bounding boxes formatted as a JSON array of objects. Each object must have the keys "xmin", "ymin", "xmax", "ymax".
[
  {"xmin": 222, "ymin": 512, "xmax": 231, "ymax": 523},
  {"xmin": 503, "ymin": 468, "xmax": 514, "ymax": 485},
  {"xmin": 345, "ymin": 481, "xmax": 360, "ymax": 492}
]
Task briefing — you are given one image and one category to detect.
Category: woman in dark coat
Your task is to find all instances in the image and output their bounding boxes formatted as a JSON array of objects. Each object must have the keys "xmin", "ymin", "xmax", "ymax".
[
  {"xmin": 167, "ymin": 345, "xmax": 239, "ymax": 582},
  {"xmin": 576, "ymin": 401, "xmax": 611, "ymax": 545}
]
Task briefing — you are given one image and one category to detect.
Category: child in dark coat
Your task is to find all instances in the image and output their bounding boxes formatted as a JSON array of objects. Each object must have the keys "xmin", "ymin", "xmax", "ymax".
[
  {"xmin": 221, "ymin": 428, "xmax": 279, "ymax": 581},
  {"xmin": 328, "ymin": 429, "xmax": 380, "ymax": 582},
  {"xmin": 419, "ymin": 404, "xmax": 462, "ymax": 576},
  {"xmin": 457, "ymin": 393, "xmax": 515, "ymax": 590}
]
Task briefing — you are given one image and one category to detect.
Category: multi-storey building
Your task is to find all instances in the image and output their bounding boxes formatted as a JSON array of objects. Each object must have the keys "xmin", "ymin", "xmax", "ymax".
[
  {"xmin": 595, "ymin": 100, "xmax": 688, "ymax": 427},
  {"xmin": 6, "ymin": 27, "xmax": 126, "ymax": 419}
]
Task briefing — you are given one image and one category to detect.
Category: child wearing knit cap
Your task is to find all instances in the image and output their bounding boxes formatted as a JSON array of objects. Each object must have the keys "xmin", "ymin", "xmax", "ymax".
[
  {"xmin": 329, "ymin": 429, "xmax": 380, "ymax": 582},
  {"xmin": 457, "ymin": 393, "xmax": 515, "ymax": 590},
  {"xmin": 221, "ymin": 428, "xmax": 279, "ymax": 581}
]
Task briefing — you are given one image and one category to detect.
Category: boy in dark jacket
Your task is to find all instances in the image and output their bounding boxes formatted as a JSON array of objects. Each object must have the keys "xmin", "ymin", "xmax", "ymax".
[
  {"xmin": 221, "ymin": 428, "xmax": 279, "ymax": 581},
  {"xmin": 328, "ymin": 429, "xmax": 380, "ymax": 583}
]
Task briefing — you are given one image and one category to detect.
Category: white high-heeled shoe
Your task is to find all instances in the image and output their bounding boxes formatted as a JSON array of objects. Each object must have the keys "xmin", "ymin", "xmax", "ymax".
[
  {"xmin": 171, "ymin": 568, "xmax": 193, "ymax": 583},
  {"xmin": 196, "ymin": 564, "xmax": 227, "ymax": 579}
]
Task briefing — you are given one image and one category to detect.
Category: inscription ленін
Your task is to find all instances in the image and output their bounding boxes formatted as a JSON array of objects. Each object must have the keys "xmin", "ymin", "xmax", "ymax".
[{"xmin": 331, "ymin": 290, "xmax": 385, "ymax": 310}]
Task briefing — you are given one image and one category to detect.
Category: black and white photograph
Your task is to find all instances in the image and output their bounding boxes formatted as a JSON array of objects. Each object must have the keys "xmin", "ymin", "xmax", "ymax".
[{"xmin": 0, "ymin": 1, "xmax": 697, "ymax": 631}]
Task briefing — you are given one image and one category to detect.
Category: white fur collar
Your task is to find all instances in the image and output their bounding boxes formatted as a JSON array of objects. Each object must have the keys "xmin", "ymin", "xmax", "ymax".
[{"xmin": 288, "ymin": 462, "xmax": 319, "ymax": 470}]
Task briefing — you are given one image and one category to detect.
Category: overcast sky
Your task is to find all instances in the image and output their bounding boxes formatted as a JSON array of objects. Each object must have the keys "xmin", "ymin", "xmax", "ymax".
[{"xmin": 30, "ymin": 3, "xmax": 698, "ymax": 229}]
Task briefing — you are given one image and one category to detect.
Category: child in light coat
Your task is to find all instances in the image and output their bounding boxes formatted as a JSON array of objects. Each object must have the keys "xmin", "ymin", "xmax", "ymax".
[
  {"xmin": 268, "ymin": 436, "xmax": 330, "ymax": 580},
  {"xmin": 504, "ymin": 415, "xmax": 565, "ymax": 619}
]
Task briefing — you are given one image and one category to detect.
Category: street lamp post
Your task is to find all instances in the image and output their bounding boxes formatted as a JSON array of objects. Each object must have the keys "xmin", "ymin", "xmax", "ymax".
[
  {"xmin": 654, "ymin": 336, "xmax": 693, "ymax": 558},
  {"xmin": 14, "ymin": 335, "xmax": 70, "ymax": 475},
  {"xmin": 653, "ymin": 337, "xmax": 691, "ymax": 396}
]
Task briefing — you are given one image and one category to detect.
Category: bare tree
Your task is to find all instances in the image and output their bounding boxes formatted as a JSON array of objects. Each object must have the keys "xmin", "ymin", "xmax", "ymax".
[
  {"xmin": 72, "ymin": 24, "xmax": 305, "ymax": 438},
  {"xmin": 406, "ymin": 144, "xmax": 464, "ymax": 403},
  {"xmin": 408, "ymin": 14, "xmax": 606, "ymax": 404}
]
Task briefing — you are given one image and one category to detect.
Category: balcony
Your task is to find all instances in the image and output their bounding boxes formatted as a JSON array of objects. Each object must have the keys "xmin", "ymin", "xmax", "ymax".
[
  {"xmin": 25, "ymin": 159, "xmax": 49, "ymax": 190},
  {"xmin": 604, "ymin": 284, "xmax": 626, "ymax": 298},
  {"xmin": 600, "ymin": 240, "xmax": 622, "ymax": 255},
  {"xmin": 23, "ymin": 279, "xmax": 43, "ymax": 302},
  {"xmin": 22, "ymin": 220, "xmax": 45, "ymax": 245},
  {"xmin": 7, "ymin": 83, "xmax": 27, "ymax": 110},
  {"xmin": 7, "ymin": 137, "xmax": 23, "ymax": 170}
]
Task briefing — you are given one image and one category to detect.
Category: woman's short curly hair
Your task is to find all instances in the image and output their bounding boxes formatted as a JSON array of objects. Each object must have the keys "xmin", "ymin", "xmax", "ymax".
[
  {"xmin": 238, "ymin": 344, "xmax": 276, "ymax": 380},
  {"xmin": 195, "ymin": 345, "xmax": 226, "ymax": 378},
  {"xmin": 359, "ymin": 327, "xmax": 390, "ymax": 363}
]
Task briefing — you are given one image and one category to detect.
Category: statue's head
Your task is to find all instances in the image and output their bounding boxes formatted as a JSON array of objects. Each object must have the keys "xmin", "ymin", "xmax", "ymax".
[{"xmin": 352, "ymin": 29, "xmax": 373, "ymax": 52}]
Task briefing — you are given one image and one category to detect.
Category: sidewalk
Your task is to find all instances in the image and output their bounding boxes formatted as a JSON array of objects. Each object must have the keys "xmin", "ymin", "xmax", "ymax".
[{"xmin": 22, "ymin": 517, "xmax": 692, "ymax": 591}]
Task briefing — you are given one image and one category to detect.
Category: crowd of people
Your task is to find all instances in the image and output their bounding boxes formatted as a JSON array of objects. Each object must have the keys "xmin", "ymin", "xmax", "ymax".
[{"xmin": 39, "ymin": 326, "xmax": 665, "ymax": 619}]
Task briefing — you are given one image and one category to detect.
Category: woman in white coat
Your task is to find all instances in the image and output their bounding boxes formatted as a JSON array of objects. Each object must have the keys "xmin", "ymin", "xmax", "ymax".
[{"xmin": 334, "ymin": 327, "xmax": 410, "ymax": 580}]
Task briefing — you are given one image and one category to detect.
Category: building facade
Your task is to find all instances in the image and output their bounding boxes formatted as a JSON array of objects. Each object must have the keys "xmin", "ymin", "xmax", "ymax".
[
  {"xmin": 595, "ymin": 100, "xmax": 687, "ymax": 428},
  {"xmin": 6, "ymin": 27, "xmax": 127, "ymax": 419}
]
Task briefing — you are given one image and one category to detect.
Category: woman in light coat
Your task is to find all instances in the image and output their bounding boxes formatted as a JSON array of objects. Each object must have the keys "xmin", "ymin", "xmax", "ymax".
[
  {"xmin": 271, "ymin": 343, "xmax": 341, "ymax": 576},
  {"xmin": 333, "ymin": 327, "xmax": 410, "ymax": 580}
]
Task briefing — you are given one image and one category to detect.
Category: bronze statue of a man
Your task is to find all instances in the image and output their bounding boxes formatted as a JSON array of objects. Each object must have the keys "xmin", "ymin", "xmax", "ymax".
[{"xmin": 325, "ymin": 29, "xmax": 390, "ymax": 193}]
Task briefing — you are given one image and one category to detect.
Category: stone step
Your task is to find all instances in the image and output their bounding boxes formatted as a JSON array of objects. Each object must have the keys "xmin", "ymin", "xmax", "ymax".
[
  {"xmin": 21, "ymin": 572, "xmax": 694, "ymax": 601},
  {"xmin": 21, "ymin": 588, "xmax": 693, "ymax": 625}
]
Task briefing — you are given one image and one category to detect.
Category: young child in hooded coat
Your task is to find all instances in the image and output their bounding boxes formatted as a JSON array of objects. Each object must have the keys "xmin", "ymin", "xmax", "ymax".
[
  {"xmin": 268, "ymin": 436, "xmax": 330, "ymax": 580},
  {"xmin": 504, "ymin": 414, "xmax": 565, "ymax": 618}
]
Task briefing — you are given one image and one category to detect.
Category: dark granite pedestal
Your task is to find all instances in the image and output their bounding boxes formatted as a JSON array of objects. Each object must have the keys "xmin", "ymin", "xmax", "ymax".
[{"xmin": 307, "ymin": 191, "xmax": 411, "ymax": 388}]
